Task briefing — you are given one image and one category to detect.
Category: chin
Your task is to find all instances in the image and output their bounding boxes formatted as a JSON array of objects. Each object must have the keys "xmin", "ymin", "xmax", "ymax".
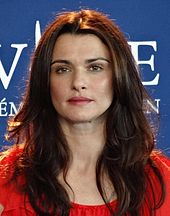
[
  {"xmin": 68, "ymin": 118, "xmax": 93, "ymax": 124},
  {"xmin": 66, "ymin": 115, "xmax": 105, "ymax": 124}
]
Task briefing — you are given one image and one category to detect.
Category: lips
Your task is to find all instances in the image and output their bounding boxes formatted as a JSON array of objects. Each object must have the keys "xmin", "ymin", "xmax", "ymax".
[{"xmin": 67, "ymin": 96, "xmax": 93, "ymax": 105}]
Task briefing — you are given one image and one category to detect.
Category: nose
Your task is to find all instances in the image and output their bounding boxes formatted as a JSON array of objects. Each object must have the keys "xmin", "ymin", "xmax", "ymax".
[{"xmin": 71, "ymin": 70, "xmax": 88, "ymax": 91}]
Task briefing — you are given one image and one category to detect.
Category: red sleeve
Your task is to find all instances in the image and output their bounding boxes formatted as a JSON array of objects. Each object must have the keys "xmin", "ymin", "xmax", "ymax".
[
  {"xmin": 0, "ymin": 147, "xmax": 35, "ymax": 215},
  {"xmin": 153, "ymin": 154, "xmax": 170, "ymax": 214}
]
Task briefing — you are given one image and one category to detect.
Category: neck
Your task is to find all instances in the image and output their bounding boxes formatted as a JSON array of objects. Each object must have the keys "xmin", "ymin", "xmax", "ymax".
[
  {"xmin": 57, "ymin": 118, "xmax": 117, "ymax": 205},
  {"xmin": 59, "ymin": 119, "xmax": 106, "ymax": 169}
]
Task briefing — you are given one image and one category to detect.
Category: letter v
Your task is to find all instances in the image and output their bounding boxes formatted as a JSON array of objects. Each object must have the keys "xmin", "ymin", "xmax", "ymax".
[{"xmin": 0, "ymin": 44, "xmax": 28, "ymax": 90}]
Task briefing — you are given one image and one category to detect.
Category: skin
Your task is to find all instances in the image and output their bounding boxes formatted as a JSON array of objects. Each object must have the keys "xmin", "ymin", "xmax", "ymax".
[{"xmin": 50, "ymin": 33, "xmax": 116, "ymax": 204}]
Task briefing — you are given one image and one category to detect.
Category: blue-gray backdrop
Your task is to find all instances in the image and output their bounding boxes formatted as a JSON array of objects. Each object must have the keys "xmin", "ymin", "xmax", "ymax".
[{"xmin": 0, "ymin": 0, "xmax": 170, "ymax": 156}]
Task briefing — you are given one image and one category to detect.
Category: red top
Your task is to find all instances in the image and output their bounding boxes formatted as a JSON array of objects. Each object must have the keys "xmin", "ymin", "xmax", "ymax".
[{"xmin": 0, "ymin": 147, "xmax": 170, "ymax": 216}]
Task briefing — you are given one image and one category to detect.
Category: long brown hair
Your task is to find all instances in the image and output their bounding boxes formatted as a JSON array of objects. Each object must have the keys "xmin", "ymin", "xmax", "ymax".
[{"xmin": 7, "ymin": 9, "xmax": 165, "ymax": 215}]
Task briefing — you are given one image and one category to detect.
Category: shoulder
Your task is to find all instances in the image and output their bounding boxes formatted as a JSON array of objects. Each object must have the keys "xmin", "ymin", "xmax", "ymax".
[
  {"xmin": 0, "ymin": 144, "xmax": 23, "ymax": 166},
  {"xmin": 148, "ymin": 152, "xmax": 170, "ymax": 188},
  {"xmin": 0, "ymin": 145, "xmax": 35, "ymax": 215},
  {"xmin": 0, "ymin": 145, "xmax": 24, "ymax": 197},
  {"xmin": 150, "ymin": 152, "xmax": 170, "ymax": 213},
  {"xmin": 0, "ymin": 145, "xmax": 23, "ymax": 178},
  {"xmin": 0, "ymin": 145, "xmax": 23, "ymax": 189},
  {"xmin": 151, "ymin": 152, "xmax": 170, "ymax": 176}
]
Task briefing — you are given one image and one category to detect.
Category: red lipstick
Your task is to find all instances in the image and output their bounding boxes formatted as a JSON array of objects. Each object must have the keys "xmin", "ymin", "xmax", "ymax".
[{"xmin": 67, "ymin": 97, "xmax": 93, "ymax": 105}]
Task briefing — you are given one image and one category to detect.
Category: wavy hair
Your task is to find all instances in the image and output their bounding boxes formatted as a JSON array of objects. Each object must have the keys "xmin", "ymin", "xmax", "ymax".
[{"xmin": 7, "ymin": 9, "xmax": 165, "ymax": 216}]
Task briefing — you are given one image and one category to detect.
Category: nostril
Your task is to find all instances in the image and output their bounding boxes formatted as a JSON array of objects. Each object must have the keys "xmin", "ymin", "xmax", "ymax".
[{"xmin": 73, "ymin": 85, "xmax": 87, "ymax": 91}]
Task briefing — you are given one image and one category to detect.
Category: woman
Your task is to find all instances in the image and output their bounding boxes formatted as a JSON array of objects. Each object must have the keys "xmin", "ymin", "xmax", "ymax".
[{"xmin": 0, "ymin": 9, "xmax": 169, "ymax": 216}]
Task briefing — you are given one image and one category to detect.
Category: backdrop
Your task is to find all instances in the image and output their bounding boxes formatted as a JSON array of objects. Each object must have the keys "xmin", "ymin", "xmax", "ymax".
[{"xmin": 0, "ymin": 0, "xmax": 170, "ymax": 156}]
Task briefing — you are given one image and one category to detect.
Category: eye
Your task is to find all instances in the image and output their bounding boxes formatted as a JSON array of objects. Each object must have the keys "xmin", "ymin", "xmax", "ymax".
[
  {"xmin": 88, "ymin": 64, "xmax": 104, "ymax": 72},
  {"xmin": 54, "ymin": 66, "xmax": 71, "ymax": 74}
]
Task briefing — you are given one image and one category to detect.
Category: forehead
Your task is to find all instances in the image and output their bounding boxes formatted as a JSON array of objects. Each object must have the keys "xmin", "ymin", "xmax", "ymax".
[{"xmin": 52, "ymin": 33, "xmax": 110, "ymax": 60}]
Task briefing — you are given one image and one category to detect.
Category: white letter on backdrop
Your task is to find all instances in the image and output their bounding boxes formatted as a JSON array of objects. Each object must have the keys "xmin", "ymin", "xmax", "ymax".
[
  {"xmin": 128, "ymin": 41, "xmax": 159, "ymax": 86},
  {"xmin": 0, "ymin": 44, "xmax": 28, "ymax": 89}
]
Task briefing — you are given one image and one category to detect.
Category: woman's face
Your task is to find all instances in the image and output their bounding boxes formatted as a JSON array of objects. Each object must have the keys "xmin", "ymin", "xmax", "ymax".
[{"xmin": 50, "ymin": 33, "xmax": 113, "ymax": 124}]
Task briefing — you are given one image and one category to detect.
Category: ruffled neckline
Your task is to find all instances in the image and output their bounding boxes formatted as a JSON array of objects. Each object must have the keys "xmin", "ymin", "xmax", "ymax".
[{"xmin": 72, "ymin": 199, "xmax": 117, "ymax": 209}]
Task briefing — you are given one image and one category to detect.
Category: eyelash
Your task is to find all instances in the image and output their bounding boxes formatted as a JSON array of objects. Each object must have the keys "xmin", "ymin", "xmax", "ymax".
[
  {"xmin": 88, "ymin": 64, "xmax": 104, "ymax": 72},
  {"xmin": 53, "ymin": 63, "xmax": 104, "ymax": 74},
  {"xmin": 54, "ymin": 66, "xmax": 71, "ymax": 74}
]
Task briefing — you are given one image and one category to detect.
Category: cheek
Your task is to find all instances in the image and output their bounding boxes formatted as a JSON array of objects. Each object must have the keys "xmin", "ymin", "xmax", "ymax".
[
  {"xmin": 95, "ymin": 77, "xmax": 113, "ymax": 97},
  {"xmin": 50, "ymin": 79, "xmax": 65, "ymax": 103}
]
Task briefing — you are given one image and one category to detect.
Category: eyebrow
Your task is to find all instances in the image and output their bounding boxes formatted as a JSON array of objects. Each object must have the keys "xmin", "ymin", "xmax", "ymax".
[{"xmin": 50, "ymin": 57, "xmax": 111, "ymax": 66}]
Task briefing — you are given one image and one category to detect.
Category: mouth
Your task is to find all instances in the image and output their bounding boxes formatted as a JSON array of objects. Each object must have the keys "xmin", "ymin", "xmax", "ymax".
[{"xmin": 67, "ymin": 97, "xmax": 93, "ymax": 105}]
